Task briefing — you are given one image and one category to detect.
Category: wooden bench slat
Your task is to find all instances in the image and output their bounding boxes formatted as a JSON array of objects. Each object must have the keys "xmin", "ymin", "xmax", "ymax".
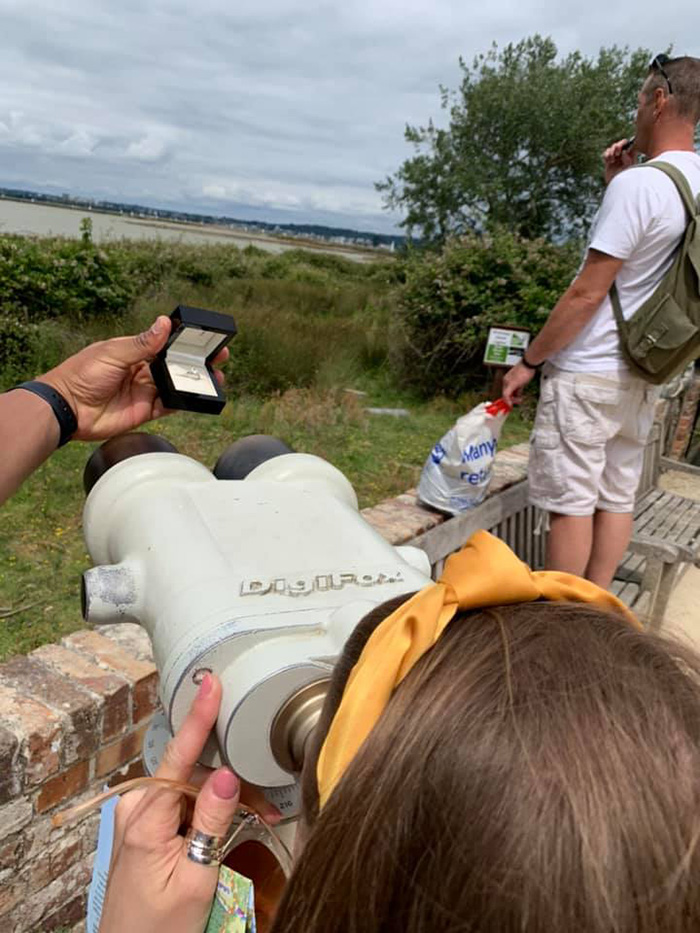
[
  {"xmin": 615, "ymin": 552, "xmax": 645, "ymax": 583},
  {"xmin": 628, "ymin": 533, "xmax": 679, "ymax": 562},
  {"xmin": 639, "ymin": 494, "xmax": 693, "ymax": 539},
  {"xmin": 660, "ymin": 456, "xmax": 700, "ymax": 477},
  {"xmin": 639, "ymin": 494, "xmax": 700, "ymax": 558},
  {"xmin": 615, "ymin": 581, "xmax": 641, "ymax": 606},
  {"xmin": 659, "ymin": 504, "xmax": 700, "ymax": 558},
  {"xmin": 634, "ymin": 487, "xmax": 666, "ymax": 516},
  {"xmin": 663, "ymin": 500, "xmax": 700, "ymax": 541},
  {"xmin": 633, "ymin": 489, "xmax": 668, "ymax": 533}
]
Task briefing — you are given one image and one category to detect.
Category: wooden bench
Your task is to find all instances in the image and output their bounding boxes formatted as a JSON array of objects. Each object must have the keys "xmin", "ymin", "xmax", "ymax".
[
  {"xmin": 405, "ymin": 421, "xmax": 700, "ymax": 627},
  {"xmin": 612, "ymin": 425, "xmax": 700, "ymax": 626}
]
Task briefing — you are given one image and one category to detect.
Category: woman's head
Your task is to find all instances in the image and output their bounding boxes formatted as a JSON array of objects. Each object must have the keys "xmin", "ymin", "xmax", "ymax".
[{"xmin": 274, "ymin": 600, "xmax": 700, "ymax": 932}]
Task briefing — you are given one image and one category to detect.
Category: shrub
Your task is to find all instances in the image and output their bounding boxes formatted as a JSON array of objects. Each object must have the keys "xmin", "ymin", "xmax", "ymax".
[
  {"xmin": 394, "ymin": 228, "xmax": 578, "ymax": 395},
  {"xmin": 0, "ymin": 232, "xmax": 397, "ymax": 390},
  {"xmin": 0, "ymin": 233, "xmax": 136, "ymax": 321},
  {"xmin": 0, "ymin": 315, "xmax": 42, "ymax": 384}
]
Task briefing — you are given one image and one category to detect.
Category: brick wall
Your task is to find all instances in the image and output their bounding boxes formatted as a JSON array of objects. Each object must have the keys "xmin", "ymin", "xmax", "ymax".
[
  {"xmin": 0, "ymin": 624, "xmax": 157, "ymax": 933},
  {"xmin": 668, "ymin": 372, "xmax": 700, "ymax": 461},
  {"xmin": 0, "ymin": 443, "xmax": 531, "ymax": 933}
]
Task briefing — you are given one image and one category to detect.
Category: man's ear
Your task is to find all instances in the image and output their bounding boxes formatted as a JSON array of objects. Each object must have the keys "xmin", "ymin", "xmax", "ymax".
[{"xmin": 654, "ymin": 86, "xmax": 669, "ymax": 117}]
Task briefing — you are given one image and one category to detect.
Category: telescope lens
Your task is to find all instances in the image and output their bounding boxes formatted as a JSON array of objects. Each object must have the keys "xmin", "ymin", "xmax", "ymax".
[
  {"xmin": 83, "ymin": 433, "xmax": 179, "ymax": 494},
  {"xmin": 270, "ymin": 679, "xmax": 329, "ymax": 774},
  {"xmin": 214, "ymin": 435, "xmax": 293, "ymax": 480}
]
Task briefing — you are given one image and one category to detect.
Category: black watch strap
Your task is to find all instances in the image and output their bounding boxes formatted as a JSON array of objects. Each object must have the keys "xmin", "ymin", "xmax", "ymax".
[
  {"xmin": 13, "ymin": 381, "xmax": 78, "ymax": 447},
  {"xmin": 520, "ymin": 352, "xmax": 543, "ymax": 372}
]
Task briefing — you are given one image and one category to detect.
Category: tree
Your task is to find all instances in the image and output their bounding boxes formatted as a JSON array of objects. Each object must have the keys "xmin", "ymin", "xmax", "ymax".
[{"xmin": 377, "ymin": 36, "xmax": 651, "ymax": 243}]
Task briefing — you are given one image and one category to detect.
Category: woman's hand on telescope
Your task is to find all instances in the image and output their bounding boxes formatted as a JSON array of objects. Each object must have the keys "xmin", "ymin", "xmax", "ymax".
[
  {"xmin": 38, "ymin": 315, "xmax": 229, "ymax": 441},
  {"xmin": 100, "ymin": 674, "xmax": 241, "ymax": 933}
]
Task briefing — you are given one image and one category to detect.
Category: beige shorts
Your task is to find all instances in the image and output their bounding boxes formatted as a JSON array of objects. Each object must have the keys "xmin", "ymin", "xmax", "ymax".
[{"xmin": 528, "ymin": 367, "xmax": 658, "ymax": 517}]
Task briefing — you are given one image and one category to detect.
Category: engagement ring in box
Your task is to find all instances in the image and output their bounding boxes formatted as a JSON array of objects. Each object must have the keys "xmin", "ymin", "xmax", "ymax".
[{"xmin": 150, "ymin": 305, "xmax": 237, "ymax": 414}]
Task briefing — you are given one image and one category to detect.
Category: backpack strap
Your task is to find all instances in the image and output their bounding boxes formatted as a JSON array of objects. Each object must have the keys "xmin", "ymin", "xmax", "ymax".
[
  {"xmin": 643, "ymin": 161, "xmax": 698, "ymax": 219},
  {"xmin": 610, "ymin": 281, "xmax": 626, "ymax": 334}
]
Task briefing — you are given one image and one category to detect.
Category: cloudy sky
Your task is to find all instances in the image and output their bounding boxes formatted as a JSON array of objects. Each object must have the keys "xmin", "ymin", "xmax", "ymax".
[{"xmin": 0, "ymin": 0, "xmax": 697, "ymax": 233}]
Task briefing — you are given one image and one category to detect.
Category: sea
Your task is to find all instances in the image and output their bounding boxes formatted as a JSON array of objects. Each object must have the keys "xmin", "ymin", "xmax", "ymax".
[{"xmin": 0, "ymin": 197, "xmax": 371, "ymax": 262}]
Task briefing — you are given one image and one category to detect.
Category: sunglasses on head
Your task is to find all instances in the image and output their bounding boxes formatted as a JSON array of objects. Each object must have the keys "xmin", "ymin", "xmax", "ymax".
[{"xmin": 650, "ymin": 53, "xmax": 674, "ymax": 95}]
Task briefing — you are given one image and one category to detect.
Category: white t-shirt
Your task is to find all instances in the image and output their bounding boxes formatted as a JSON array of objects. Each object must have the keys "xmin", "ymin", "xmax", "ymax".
[{"xmin": 551, "ymin": 150, "xmax": 700, "ymax": 372}]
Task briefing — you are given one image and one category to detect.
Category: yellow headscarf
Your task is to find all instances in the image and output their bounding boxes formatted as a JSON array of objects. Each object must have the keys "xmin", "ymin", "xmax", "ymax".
[{"xmin": 317, "ymin": 530, "xmax": 638, "ymax": 808}]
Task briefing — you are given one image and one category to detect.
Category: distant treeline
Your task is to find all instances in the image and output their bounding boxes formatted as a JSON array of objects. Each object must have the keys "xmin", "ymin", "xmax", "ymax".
[{"xmin": 0, "ymin": 187, "xmax": 406, "ymax": 249}]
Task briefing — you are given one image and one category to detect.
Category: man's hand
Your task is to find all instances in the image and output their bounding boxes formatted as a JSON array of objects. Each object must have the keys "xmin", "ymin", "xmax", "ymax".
[
  {"xmin": 502, "ymin": 361, "xmax": 536, "ymax": 406},
  {"xmin": 38, "ymin": 316, "xmax": 229, "ymax": 441},
  {"xmin": 603, "ymin": 138, "xmax": 636, "ymax": 186},
  {"xmin": 0, "ymin": 316, "xmax": 230, "ymax": 505}
]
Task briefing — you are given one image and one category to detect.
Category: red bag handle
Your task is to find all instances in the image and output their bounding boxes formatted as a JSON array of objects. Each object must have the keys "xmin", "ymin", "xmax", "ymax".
[{"xmin": 485, "ymin": 398, "xmax": 513, "ymax": 417}]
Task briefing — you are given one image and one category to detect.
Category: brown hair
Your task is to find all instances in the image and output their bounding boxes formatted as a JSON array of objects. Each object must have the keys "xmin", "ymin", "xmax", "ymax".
[
  {"xmin": 645, "ymin": 56, "xmax": 700, "ymax": 123},
  {"xmin": 273, "ymin": 600, "xmax": 700, "ymax": 932}
]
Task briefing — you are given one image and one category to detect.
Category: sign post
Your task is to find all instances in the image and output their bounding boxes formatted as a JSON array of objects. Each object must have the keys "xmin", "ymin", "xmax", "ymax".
[{"xmin": 483, "ymin": 326, "xmax": 531, "ymax": 398}]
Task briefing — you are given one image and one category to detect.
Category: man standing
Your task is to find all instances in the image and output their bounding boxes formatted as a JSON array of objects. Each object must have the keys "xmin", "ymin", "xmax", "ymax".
[{"xmin": 503, "ymin": 55, "xmax": 700, "ymax": 589}]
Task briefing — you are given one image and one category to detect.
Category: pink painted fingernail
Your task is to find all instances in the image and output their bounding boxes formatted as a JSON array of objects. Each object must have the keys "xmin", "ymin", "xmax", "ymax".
[
  {"xmin": 213, "ymin": 768, "xmax": 239, "ymax": 800},
  {"xmin": 197, "ymin": 673, "xmax": 213, "ymax": 698}
]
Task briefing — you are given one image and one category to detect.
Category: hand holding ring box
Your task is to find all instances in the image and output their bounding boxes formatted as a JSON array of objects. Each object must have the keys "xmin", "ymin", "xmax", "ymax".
[{"xmin": 150, "ymin": 305, "xmax": 237, "ymax": 414}]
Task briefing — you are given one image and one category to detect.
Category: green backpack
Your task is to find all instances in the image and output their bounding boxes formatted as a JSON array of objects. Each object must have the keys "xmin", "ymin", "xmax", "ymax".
[{"xmin": 610, "ymin": 161, "xmax": 700, "ymax": 385}]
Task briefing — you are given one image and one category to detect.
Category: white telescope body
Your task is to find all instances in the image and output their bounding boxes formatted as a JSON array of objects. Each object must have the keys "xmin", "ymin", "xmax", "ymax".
[{"xmin": 81, "ymin": 443, "xmax": 431, "ymax": 816}]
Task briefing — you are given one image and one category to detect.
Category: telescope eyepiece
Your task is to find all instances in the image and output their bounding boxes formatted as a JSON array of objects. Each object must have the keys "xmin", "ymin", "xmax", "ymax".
[
  {"xmin": 270, "ymin": 679, "xmax": 329, "ymax": 774},
  {"xmin": 83, "ymin": 433, "xmax": 179, "ymax": 494},
  {"xmin": 214, "ymin": 435, "xmax": 293, "ymax": 480}
]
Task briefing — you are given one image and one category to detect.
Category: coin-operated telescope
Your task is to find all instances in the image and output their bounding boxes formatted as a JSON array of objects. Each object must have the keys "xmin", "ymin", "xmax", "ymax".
[{"xmin": 81, "ymin": 434, "xmax": 431, "ymax": 818}]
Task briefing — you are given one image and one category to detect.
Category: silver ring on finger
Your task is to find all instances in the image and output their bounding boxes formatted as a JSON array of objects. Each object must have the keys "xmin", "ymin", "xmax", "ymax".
[{"xmin": 185, "ymin": 827, "xmax": 224, "ymax": 866}]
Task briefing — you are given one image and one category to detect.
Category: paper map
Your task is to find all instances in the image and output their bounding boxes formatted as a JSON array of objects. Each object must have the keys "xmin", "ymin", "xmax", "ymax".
[{"xmin": 205, "ymin": 865, "xmax": 257, "ymax": 933}]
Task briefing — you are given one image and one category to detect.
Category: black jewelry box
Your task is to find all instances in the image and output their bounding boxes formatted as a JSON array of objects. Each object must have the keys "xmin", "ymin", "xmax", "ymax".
[{"xmin": 150, "ymin": 306, "xmax": 237, "ymax": 414}]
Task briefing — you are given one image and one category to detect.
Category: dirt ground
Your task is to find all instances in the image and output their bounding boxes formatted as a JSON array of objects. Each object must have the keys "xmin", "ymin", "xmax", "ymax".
[{"xmin": 660, "ymin": 469, "xmax": 700, "ymax": 646}]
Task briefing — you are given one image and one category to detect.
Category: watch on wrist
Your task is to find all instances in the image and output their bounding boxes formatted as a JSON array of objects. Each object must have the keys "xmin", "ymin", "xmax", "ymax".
[
  {"xmin": 520, "ymin": 352, "xmax": 543, "ymax": 372},
  {"xmin": 13, "ymin": 381, "xmax": 78, "ymax": 447}
]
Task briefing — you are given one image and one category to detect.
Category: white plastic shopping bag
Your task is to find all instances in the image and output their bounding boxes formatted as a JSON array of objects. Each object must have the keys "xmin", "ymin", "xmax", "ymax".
[{"xmin": 418, "ymin": 398, "xmax": 511, "ymax": 515}]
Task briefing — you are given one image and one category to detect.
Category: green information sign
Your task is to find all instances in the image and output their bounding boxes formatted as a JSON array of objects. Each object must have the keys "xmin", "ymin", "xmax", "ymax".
[{"xmin": 484, "ymin": 326, "xmax": 531, "ymax": 368}]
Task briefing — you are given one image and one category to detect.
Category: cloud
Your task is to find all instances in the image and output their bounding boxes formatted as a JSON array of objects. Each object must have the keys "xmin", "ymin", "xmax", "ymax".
[
  {"xmin": 57, "ymin": 129, "xmax": 97, "ymax": 157},
  {"xmin": 201, "ymin": 177, "xmax": 379, "ymax": 215},
  {"xmin": 0, "ymin": 0, "xmax": 697, "ymax": 232},
  {"xmin": 125, "ymin": 134, "xmax": 172, "ymax": 162}
]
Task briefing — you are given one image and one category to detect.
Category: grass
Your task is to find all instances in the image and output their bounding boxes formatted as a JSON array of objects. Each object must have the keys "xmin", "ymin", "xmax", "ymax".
[{"xmin": 0, "ymin": 384, "xmax": 531, "ymax": 661}]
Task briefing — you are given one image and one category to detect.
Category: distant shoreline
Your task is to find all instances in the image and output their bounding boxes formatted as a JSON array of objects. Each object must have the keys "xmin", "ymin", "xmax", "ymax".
[
  {"xmin": 0, "ymin": 194, "xmax": 393, "ymax": 260},
  {"xmin": 120, "ymin": 212, "xmax": 378, "ymax": 258}
]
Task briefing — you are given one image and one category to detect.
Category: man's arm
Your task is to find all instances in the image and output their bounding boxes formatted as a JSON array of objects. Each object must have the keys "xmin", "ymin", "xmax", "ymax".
[
  {"xmin": 502, "ymin": 249, "xmax": 623, "ymax": 404},
  {"xmin": 0, "ymin": 390, "xmax": 62, "ymax": 504},
  {"xmin": 0, "ymin": 317, "xmax": 170, "ymax": 505}
]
